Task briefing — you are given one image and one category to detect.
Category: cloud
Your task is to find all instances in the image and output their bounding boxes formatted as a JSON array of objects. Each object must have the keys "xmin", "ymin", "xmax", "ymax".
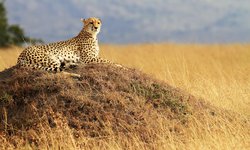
[{"xmin": 5, "ymin": 0, "xmax": 250, "ymax": 43}]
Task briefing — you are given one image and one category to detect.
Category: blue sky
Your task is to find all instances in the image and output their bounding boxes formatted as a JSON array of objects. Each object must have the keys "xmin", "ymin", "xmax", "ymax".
[{"xmin": 5, "ymin": 0, "xmax": 250, "ymax": 44}]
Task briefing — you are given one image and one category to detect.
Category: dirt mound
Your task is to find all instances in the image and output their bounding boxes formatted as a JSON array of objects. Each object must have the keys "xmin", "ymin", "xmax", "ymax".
[{"xmin": 0, "ymin": 64, "xmax": 225, "ymax": 147}]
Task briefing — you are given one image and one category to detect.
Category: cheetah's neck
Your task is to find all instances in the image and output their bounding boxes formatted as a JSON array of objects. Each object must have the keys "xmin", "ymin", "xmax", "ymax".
[
  {"xmin": 76, "ymin": 29, "xmax": 97, "ymax": 40},
  {"xmin": 72, "ymin": 29, "xmax": 99, "ymax": 56},
  {"xmin": 73, "ymin": 29, "xmax": 98, "ymax": 48}
]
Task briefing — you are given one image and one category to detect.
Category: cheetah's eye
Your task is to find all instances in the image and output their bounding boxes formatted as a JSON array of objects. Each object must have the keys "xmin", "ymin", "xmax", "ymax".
[
  {"xmin": 97, "ymin": 22, "xmax": 100, "ymax": 24},
  {"xmin": 90, "ymin": 22, "xmax": 93, "ymax": 24}
]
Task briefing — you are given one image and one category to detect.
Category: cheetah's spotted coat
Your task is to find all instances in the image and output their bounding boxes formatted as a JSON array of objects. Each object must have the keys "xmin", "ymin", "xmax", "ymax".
[{"xmin": 17, "ymin": 17, "xmax": 111, "ymax": 73}]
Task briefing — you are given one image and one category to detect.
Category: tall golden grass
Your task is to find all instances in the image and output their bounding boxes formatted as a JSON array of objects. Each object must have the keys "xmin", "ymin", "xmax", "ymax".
[
  {"xmin": 0, "ymin": 46, "xmax": 21, "ymax": 71},
  {"xmin": 101, "ymin": 44, "xmax": 250, "ymax": 116},
  {"xmin": 0, "ymin": 43, "xmax": 249, "ymax": 149}
]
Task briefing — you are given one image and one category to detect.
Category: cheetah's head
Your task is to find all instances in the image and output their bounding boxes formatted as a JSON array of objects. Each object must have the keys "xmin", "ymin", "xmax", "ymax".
[{"xmin": 81, "ymin": 17, "xmax": 102, "ymax": 35}]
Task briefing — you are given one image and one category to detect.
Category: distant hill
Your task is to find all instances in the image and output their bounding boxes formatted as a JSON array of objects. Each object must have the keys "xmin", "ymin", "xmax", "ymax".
[{"xmin": 5, "ymin": 0, "xmax": 250, "ymax": 43}]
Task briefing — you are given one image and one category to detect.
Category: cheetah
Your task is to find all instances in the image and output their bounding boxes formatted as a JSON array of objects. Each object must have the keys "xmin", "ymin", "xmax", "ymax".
[{"xmin": 17, "ymin": 17, "xmax": 115, "ymax": 76}]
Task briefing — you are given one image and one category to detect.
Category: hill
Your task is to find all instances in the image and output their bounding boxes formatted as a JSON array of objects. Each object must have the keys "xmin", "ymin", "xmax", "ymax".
[{"xmin": 0, "ymin": 64, "xmax": 249, "ymax": 149}]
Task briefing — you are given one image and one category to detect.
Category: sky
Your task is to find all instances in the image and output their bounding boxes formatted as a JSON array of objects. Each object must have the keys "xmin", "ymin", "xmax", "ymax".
[{"xmin": 4, "ymin": 0, "xmax": 250, "ymax": 44}]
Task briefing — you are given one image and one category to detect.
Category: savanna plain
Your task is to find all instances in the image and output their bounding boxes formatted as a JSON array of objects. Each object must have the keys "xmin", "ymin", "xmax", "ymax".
[{"xmin": 0, "ymin": 43, "xmax": 249, "ymax": 149}]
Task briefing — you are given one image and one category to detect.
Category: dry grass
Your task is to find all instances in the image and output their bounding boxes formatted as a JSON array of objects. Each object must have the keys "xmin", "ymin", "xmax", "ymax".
[
  {"xmin": 0, "ymin": 43, "xmax": 250, "ymax": 149},
  {"xmin": 101, "ymin": 44, "xmax": 250, "ymax": 116},
  {"xmin": 0, "ymin": 46, "xmax": 21, "ymax": 71}
]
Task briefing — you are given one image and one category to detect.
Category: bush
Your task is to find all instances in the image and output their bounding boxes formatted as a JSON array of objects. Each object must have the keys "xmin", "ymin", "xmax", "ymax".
[
  {"xmin": 0, "ymin": 2, "xmax": 42, "ymax": 47},
  {"xmin": 0, "ymin": 1, "xmax": 9, "ymax": 46}
]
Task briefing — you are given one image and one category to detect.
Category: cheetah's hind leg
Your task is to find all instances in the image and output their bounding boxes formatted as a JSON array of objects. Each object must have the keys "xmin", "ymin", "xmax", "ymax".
[
  {"xmin": 58, "ymin": 63, "xmax": 80, "ymax": 78},
  {"xmin": 45, "ymin": 59, "xmax": 81, "ymax": 78},
  {"xmin": 59, "ymin": 62, "xmax": 80, "ymax": 78}
]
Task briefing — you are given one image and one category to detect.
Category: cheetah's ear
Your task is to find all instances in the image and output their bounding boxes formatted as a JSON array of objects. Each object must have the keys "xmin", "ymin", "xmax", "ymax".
[
  {"xmin": 98, "ymin": 18, "xmax": 102, "ymax": 23},
  {"xmin": 80, "ymin": 18, "xmax": 86, "ymax": 24}
]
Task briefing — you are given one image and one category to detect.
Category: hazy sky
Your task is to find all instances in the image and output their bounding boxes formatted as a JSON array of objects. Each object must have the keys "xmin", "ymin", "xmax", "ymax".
[{"xmin": 5, "ymin": 0, "xmax": 250, "ymax": 43}]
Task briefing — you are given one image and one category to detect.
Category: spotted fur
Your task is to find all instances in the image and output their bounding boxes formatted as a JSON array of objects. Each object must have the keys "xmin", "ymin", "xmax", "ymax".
[{"xmin": 17, "ymin": 17, "xmax": 111, "ymax": 72}]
